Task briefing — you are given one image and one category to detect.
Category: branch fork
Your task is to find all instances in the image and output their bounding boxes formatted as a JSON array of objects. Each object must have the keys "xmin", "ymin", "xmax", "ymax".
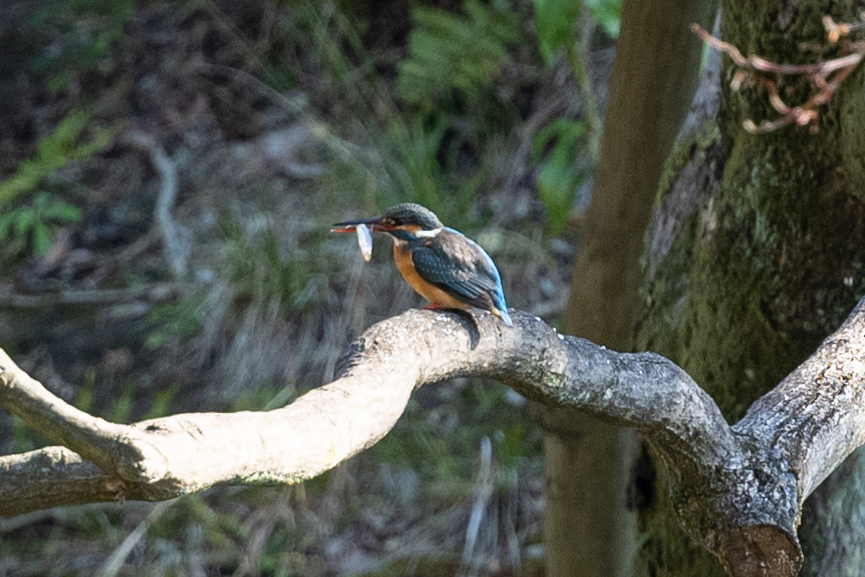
[{"xmin": 2, "ymin": 296, "xmax": 865, "ymax": 577}]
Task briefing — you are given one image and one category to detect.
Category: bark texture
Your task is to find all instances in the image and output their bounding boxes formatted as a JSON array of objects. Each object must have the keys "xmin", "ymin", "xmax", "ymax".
[
  {"xmin": 545, "ymin": 0, "xmax": 715, "ymax": 574},
  {"xmin": 798, "ymin": 448, "xmax": 865, "ymax": 577},
  {"xmin": 635, "ymin": 0, "xmax": 865, "ymax": 574},
  {"xmin": 3, "ymin": 299, "xmax": 865, "ymax": 575}
]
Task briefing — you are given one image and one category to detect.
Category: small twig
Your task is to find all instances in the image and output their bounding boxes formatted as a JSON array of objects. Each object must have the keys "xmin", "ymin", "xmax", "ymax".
[
  {"xmin": 97, "ymin": 500, "xmax": 175, "ymax": 577},
  {"xmin": 125, "ymin": 132, "xmax": 191, "ymax": 278},
  {"xmin": 824, "ymin": 14, "xmax": 865, "ymax": 44},
  {"xmin": 692, "ymin": 14, "xmax": 865, "ymax": 133},
  {"xmin": 692, "ymin": 23, "xmax": 864, "ymax": 76},
  {"xmin": 0, "ymin": 283, "xmax": 185, "ymax": 308},
  {"xmin": 459, "ymin": 436, "xmax": 494, "ymax": 577}
]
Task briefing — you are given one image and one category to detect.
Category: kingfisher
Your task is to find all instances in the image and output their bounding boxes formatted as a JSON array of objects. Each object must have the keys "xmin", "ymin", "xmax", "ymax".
[{"xmin": 332, "ymin": 203, "xmax": 513, "ymax": 326}]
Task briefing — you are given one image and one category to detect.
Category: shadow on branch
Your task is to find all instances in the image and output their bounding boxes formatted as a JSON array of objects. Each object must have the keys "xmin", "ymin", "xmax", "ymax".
[{"xmin": 2, "ymin": 296, "xmax": 865, "ymax": 577}]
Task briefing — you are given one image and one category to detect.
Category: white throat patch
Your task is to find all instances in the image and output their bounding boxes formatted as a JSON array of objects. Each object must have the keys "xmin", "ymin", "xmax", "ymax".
[{"xmin": 415, "ymin": 227, "xmax": 442, "ymax": 238}]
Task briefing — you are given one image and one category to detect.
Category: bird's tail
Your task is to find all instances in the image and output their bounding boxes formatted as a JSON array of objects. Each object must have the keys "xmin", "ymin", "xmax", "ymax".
[
  {"xmin": 494, "ymin": 307, "xmax": 513, "ymax": 326},
  {"xmin": 489, "ymin": 289, "xmax": 513, "ymax": 326}
]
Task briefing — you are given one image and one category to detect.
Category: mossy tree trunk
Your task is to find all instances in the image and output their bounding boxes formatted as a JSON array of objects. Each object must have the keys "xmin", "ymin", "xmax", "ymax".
[
  {"xmin": 635, "ymin": 0, "xmax": 865, "ymax": 574},
  {"xmin": 542, "ymin": 0, "xmax": 714, "ymax": 575}
]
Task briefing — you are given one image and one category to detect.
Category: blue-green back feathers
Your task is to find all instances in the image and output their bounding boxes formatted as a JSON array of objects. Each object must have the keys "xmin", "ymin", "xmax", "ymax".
[{"xmin": 411, "ymin": 228, "xmax": 512, "ymax": 325}]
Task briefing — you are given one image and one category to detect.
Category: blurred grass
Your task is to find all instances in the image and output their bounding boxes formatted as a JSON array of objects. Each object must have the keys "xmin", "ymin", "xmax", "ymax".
[{"xmin": 0, "ymin": 0, "xmax": 619, "ymax": 573}]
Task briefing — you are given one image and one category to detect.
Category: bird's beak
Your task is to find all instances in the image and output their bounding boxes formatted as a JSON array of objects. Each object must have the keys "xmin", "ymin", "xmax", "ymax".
[{"xmin": 331, "ymin": 217, "xmax": 393, "ymax": 233}]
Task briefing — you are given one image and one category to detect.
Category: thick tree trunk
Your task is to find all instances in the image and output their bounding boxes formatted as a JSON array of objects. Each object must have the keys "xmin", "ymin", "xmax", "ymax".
[
  {"xmin": 543, "ymin": 0, "xmax": 714, "ymax": 575},
  {"xmin": 635, "ymin": 0, "xmax": 865, "ymax": 573},
  {"xmin": 541, "ymin": 412, "xmax": 638, "ymax": 577},
  {"xmin": 799, "ymin": 447, "xmax": 865, "ymax": 577}
]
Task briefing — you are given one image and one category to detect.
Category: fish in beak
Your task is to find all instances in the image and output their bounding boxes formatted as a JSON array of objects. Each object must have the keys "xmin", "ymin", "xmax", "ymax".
[
  {"xmin": 330, "ymin": 216, "xmax": 394, "ymax": 234},
  {"xmin": 332, "ymin": 217, "xmax": 388, "ymax": 262}
]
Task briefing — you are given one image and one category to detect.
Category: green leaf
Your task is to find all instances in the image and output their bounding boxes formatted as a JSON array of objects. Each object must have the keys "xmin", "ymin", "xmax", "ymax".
[
  {"xmin": 532, "ymin": 0, "xmax": 580, "ymax": 63},
  {"xmin": 31, "ymin": 192, "xmax": 51, "ymax": 213},
  {"xmin": 533, "ymin": 118, "xmax": 585, "ymax": 160},
  {"xmin": 13, "ymin": 209, "xmax": 35, "ymax": 237},
  {"xmin": 397, "ymin": 0, "xmax": 521, "ymax": 108},
  {"xmin": 31, "ymin": 223, "xmax": 53, "ymax": 256},
  {"xmin": 534, "ymin": 119, "xmax": 586, "ymax": 235},
  {"xmin": 537, "ymin": 163, "xmax": 582, "ymax": 235},
  {"xmin": 0, "ymin": 161, "xmax": 43, "ymax": 206},
  {"xmin": 0, "ymin": 106, "xmax": 116, "ymax": 207},
  {"xmin": 143, "ymin": 386, "xmax": 179, "ymax": 420},
  {"xmin": 41, "ymin": 199, "xmax": 82, "ymax": 222},
  {"xmin": 0, "ymin": 193, "xmax": 82, "ymax": 259},
  {"xmin": 585, "ymin": 0, "xmax": 621, "ymax": 38},
  {"xmin": 110, "ymin": 385, "xmax": 135, "ymax": 424},
  {"xmin": 69, "ymin": 125, "xmax": 116, "ymax": 160},
  {"xmin": 0, "ymin": 215, "xmax": 12, "ymax": 239},
  {"xmin": 75, "ymin": 370, "xmax": 96, "ymax": 413},
  {"xmin": 48, "ymin": 71, "xmax": 70, "ymax": 94}
]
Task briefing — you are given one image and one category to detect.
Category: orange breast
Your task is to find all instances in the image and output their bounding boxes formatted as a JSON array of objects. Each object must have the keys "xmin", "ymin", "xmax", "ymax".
[{"xmin": 393, "ymin": 244, "xmax": 470, "ymax": 310}]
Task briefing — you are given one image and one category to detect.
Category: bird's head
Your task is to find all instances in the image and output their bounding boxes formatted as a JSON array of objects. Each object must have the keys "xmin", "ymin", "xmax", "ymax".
[{"xmin": 332, "ymin": 203, "xmax": 444, "ymax": 241}]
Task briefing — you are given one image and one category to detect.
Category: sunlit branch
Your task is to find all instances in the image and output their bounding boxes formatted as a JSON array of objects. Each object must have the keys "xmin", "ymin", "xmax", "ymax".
[{"xmin": 1, "ymin": 294, "xmax": 865, "ymax": 577}]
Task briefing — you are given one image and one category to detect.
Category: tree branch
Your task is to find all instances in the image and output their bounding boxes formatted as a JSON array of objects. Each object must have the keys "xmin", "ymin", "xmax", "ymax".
[
  {"xmin": 0, "ymin": 282, "xmax": 183, "ymax": 308},
  {"xmin": 2, "ymin": 297, "xmax": 865, "ymax": 576},
  {"xmin": 125, "ymin": 131, "xmax": 191, "ymax": 278}
]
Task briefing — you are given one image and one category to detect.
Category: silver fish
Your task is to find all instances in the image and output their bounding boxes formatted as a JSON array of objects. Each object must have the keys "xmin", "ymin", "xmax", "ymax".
[{"xmin": 356, "ymin": 223, "xmax": 373, "ymax": 262}]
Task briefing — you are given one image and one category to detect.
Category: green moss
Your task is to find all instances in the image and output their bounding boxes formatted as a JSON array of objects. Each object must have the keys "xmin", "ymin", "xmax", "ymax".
[
  {"xmin": 641, "ymin": 130, "xmax": 865, "ymax": 421},
  {"xmin": 674, "ymin": 123, "xmax": 864, "ymax": 419},
  {"xmin": 656, "ymin": 122, "xmax": 721, "ymax": 205},
  {"xmin": 840, "ymin": 67, "xmax": 865, "ymax": 201},
  {"xmin": 642, "ymin": 0, "xmax": 865, "ymax": 422},
  {"xmin": 721, "ymin": 1, "xmax": 862, "ymax": 143},
  {"xmin": 635, "ymin": 4, "xmax": 865, "ymax": 573}
]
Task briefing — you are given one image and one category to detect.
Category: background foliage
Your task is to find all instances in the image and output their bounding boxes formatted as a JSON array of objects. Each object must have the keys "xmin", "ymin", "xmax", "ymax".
[{"xmin": 0, "ymin": 0, "xmax": 618, "ymax": 574}]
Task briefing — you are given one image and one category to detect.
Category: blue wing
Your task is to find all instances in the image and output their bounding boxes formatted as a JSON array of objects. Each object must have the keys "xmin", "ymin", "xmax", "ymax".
[{"xmin": 411, "ymin": 229, "xmax": 512, "ymax": 325}]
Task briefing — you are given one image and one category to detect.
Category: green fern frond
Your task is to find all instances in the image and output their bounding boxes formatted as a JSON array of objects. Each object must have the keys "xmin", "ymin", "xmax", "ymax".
[
  {"xmin": 397, "ymin": 0, "xmax": 521, "ymax": 109},
  {"xmin": 0, "ymin": 106, "xmax": 116, "ymax": 207}
]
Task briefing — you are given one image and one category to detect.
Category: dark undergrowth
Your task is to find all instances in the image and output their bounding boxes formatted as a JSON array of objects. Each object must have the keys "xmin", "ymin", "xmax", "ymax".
[{"xmin": 0, "ymin": 0, "xmax": 615, "ymax": 574}]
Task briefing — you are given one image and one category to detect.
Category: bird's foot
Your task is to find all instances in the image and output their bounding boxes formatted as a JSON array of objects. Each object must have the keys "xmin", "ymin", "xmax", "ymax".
[{"xmin": 421, "ymin": 303, "xmax": 445, "ymax": 310}]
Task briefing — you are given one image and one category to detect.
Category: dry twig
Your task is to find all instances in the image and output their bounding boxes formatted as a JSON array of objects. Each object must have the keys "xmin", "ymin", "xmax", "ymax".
[
  {"xmin": 125, "ymin": 132, "xmax": 191, "ymax": 278},
  {"xmin": 692, "ymin": 13, "xmax": 865, "ymax": 133}
]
